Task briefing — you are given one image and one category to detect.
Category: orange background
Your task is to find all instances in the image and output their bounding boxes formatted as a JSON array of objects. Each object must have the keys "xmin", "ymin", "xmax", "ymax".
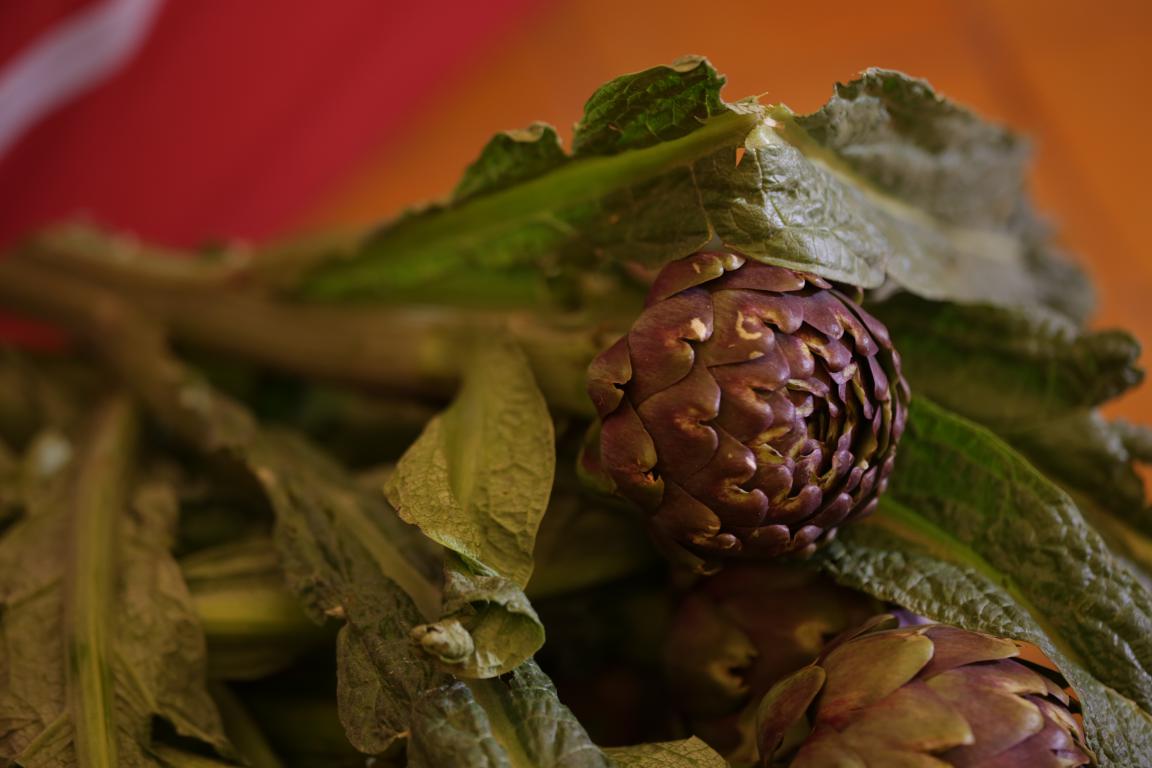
[{"xmin": 300, "ymin": 0, "xmax": 1152, "ymax": 422}]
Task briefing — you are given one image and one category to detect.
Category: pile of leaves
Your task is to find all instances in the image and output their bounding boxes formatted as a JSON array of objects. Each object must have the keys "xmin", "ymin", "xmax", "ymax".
[{"xmin": 1, "ymin": 58, "xmax": 1150, "ymax": 766}]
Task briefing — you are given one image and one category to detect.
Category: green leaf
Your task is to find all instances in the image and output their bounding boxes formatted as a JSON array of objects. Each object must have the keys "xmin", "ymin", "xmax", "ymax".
[
  {"xmin": 874, "ymin": 293, "xmax": 1142, "ymax": 425},
  {"xmin": 572, "ymin": 55, "xmax": 728, "ymax": 156},
  {"xmin": 234, "ymin": 695, "xmax": 364, "ymax": 767},
  {"xmin": 783, "ymin": 67, "xmax": 1091, "ymax": 321},
  {"xmin": 1116, "ymin": 420, "xmax": 1152, "ymax": 464},
  {"xmin": 816, "ymin": 398, "xmax": 1152, "ymax": 764},
  {"xmin": 0, "ymin": 401, "xmax": 231, "ymax": 766},
  {"xmin": 1008, "ymin": 412, "xmax": 1152, "ymax": 533},
  {"xmin": 386, "ymin": 339, "xmax": 555, "ymax": 588},
  {"xmin": 294, "ymin": 58, "xmax": 759, "ymax": 303},
  {"xmin": 872, "ymin": 293, "xmax": 1151, "ymax": 535},
  {"xmin": 795, "ymin": 71, "xmax": 1026, "ymax": 231},
  {"xmin": 296, "ymin": 62, "xmax": 1082, "ymax": 321},
  {"xmin": 114, "ymin": 370, "xmax": 429, "ymax": 753},
  {"xmin": 105, "ymin": 341, "xmax": 559, "ymax": 749},
  {"xmin": 207, "ymin": 683, "xmax": 284, "ymax": 768},
  {"xmin": 454, "ymin": 123, "xmax": 568, "ymax": 203},
  {"xmin": 791, "ymin": 69, "xmax": 1090, "ymax": 316},
  {"xmin": 604, "ymin": 737, "xmax": 728, "ymax": 767}
]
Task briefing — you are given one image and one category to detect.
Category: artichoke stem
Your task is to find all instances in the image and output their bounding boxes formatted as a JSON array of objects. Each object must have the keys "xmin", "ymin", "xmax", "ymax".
[{"xmin": 0, "ymin": 256, "xmax": 599, "ymax": 415}]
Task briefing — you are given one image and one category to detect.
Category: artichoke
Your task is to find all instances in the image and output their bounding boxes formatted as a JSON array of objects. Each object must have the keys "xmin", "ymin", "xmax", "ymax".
[
  {"xmin": 758, "ymin": 615, "xmax": 1095, "ymax": 767},
  {"xmin": 664, "ymin": 564, "xmax": 879, "ymax": 761},
  {"xmin": 587, "ymin": 252, "xmax": 909, "ymax": 565}
]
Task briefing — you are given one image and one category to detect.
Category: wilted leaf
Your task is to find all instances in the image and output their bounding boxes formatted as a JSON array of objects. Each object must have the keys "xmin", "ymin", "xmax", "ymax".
[
  {"xmin": 0, "ymin": 399, "xmax": 231, "ymax": 766},
  {"xmin": 387, "ymin": 339, "xmax": 555, "ymax": 588}
]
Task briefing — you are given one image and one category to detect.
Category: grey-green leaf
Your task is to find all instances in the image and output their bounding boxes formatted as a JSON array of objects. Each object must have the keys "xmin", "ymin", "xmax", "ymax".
[
  {"xmin": 386, "ymin": 339, "xmax": 555, "ymax": 588},
  {"xmin": 789, "ymin": 67, "xmax": 1092, "ymax": 320},
  {"xmin": 408, "ymin": 662, "xmax": 612, "ymax": 768},
  {"xmin": 873, "ymin": 293, "xmax": 1142, "ymax": 425},
  {"xmin": 129, "ymin": 354, "xmax": 553, "ymax": 750},
  {"xmin": 795, "ymin": 69, "xmax": 1027, "ymax": 231},
  {"xmin": 872, "ymin": 293, "xmax": 1151, "ymax": 535}
]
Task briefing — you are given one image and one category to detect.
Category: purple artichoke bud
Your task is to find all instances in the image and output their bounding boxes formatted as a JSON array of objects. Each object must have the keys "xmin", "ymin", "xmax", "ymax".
[
  {"xmin": 758, "ymin": 616, "xmax": 1096, "ymax": 767},
  {"xmin": 664, "ymin": 565, "xmax": 880, "ymax": 761},
  {"xmin": 587, "ymin": 252, "xmax": 909, "ymax": 566}
]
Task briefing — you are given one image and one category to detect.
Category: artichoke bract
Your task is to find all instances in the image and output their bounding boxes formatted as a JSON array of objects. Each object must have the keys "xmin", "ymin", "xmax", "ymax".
[
  {"xmin": 587, "ymin": 252, "xmax": 908, "ymax": 566},
  {"xmin": 758, "ymin": 616, "xmax": 1095, "ymax": 767},
  {"xmin": 664, "ymin": 564, "xmax": 879, "ymax": 761}
]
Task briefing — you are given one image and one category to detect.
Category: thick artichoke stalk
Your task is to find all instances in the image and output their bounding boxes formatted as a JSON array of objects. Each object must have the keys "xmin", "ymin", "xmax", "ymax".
[
  {"xmin": 587, "ymin": 252, "xmax": 908, "ymax": 564},
  {"xmin": 758, "ymin": 616, "xmax": 1095, "ymax": 767}
]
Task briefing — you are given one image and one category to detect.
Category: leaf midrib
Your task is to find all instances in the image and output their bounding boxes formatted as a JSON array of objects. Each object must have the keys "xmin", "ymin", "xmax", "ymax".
[
  {"xmin": 466, "ymin": 679, "xmax": 536, "ymax": 768},
  {"xmin": 65, "ymin": 396, "xmax": 136, "ymax": 768},
  {"xmin": 301, "ymin": 109, "xmax": 762, "ymax": 294}
]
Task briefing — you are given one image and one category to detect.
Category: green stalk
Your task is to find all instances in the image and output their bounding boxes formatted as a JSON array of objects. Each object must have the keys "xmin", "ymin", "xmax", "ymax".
[
  {"xmin": 65, "ymin": 396, "xmax": 137, "ymax": 768},
  {"xmin": 0, "ymin": 258, "xmax": 450, "ymax": 617},
  {"xmin": 0, "ymin": 256, "xmax": 601, "ymax": 415},
  {"xmin": 20, "ymin": 108, "xmax": 756, "ymax": 308},
  {"xmin": 190, "ymin": 583, "xmax": 317, "ymax": 641}
]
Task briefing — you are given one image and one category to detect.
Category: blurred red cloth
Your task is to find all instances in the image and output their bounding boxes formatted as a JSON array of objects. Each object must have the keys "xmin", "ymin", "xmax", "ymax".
[{"xmin": 0, "ymin": 0, "xmax": 535, "ymax": 247}]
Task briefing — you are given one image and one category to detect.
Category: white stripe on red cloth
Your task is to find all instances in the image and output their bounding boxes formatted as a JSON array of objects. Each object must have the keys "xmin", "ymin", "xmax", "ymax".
[{"xmin": 0, "ymin": 0, "xmax": 163, "ymax": 158}]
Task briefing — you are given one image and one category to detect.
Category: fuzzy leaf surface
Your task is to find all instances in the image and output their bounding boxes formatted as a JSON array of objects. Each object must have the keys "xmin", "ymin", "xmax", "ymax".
[{"xmin": 873, "ymin": 293, "xmax": 1152, "ymax": 537}]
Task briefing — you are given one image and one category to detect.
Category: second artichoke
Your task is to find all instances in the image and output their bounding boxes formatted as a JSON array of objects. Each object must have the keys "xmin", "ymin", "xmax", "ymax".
[{"xmin": 758, "ymin": 615, "xmax": 1095, "ymax": 767}]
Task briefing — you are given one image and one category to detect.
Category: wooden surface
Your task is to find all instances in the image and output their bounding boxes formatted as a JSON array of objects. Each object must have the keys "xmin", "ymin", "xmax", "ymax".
[{"xmin": 300, "ymin": 0, "xmax": 1152, "ymax": 422}]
